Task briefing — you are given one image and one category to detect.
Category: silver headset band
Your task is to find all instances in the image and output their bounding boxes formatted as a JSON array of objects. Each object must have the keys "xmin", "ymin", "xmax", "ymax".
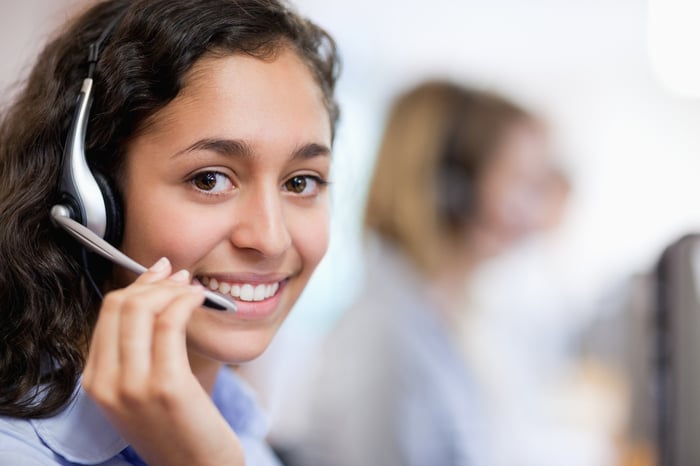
[
  {"xmin": 58, "ymin": 78, "xmax": 107, "ymax": 238},
  {"xmin": 57, "ymin": 9, "xmax": 128, "ymax": 238}
]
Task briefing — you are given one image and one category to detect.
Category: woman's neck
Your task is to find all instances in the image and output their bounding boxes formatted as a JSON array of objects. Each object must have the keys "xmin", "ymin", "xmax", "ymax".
[{"xmin": 187, "ymin": 352, "xmax": 223, "ymax": 395}]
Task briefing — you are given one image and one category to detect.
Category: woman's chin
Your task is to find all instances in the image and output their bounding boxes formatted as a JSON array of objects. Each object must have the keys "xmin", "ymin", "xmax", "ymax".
[{"xmin": 186, "ymin": 325, "xmax": 277, "ymax": 365}]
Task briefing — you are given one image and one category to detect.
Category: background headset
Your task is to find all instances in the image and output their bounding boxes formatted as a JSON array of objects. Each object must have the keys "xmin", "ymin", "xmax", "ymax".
[
  {"xmin": 50, "ymin": 12, "xmax": 236, "ymax": 312},
  {"xmin": 436, "ymin": 100, "xmax": 478, "ymax": 231}
]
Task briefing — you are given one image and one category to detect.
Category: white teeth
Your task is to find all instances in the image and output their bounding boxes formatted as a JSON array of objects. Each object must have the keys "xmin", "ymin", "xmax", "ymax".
[
  {"xmin": 208, "ymin": 278, "xmax": 219, "ymax": 291},
  {"xmin": 218, "ymin": 282, "xmax": 231, "ymax": 294},
  {"xmin": 253, "ymin": 284, "xmax": 266, "ymax": 301},
  {"xmin": 240, "ymin": 284, "xmax": 254, "ymax": 301},
  {"xmin": 198, "ymin": 277, "xmax": 281, "ymax": 302}
]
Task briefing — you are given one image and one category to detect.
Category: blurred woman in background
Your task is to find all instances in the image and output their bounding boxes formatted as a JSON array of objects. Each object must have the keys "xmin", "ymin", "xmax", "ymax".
[{"xmin": 273, "ymin": 80, "xmax": 554, "ymax": 466}]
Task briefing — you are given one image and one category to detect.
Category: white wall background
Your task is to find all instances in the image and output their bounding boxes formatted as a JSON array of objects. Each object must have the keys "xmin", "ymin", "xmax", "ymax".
[
  {"xmin": 2, "ymin": 0, "xmax": 700, "ymax": 332},
  {"xmin": 0, "ymin": 1, "xmax": 84, "ymax": 99}
]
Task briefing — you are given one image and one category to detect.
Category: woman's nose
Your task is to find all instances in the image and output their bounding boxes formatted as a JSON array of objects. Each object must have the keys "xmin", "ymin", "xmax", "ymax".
[{"xmin": 228, "ymin": 188, "xmax": 292, "ymax": 258}]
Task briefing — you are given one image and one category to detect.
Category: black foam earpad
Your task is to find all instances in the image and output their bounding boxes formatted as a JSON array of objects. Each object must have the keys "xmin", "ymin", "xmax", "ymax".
[
  {"xmin": 438, "ymin": 160, "xmax": 475, "ymax": 228},
  {"xmin": 436, "ymin": 102, "xmax": 477, "ymax": 229},
  {"xmin": 93, "ymin": 170, "xmax": 123, "ymax": 247}
]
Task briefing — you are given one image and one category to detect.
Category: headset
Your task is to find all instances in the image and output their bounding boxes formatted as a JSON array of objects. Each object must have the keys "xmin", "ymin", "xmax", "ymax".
[
  {"xmin": 53, "ymin": 13, "xmax": 123, "ymax": 247},
  {"xmin": 436, "ymin": 102, "xmax": 477, "ymax": 230},
  {"xmin": 50, "ymin": 12, "xmax": 236, "ymax": 312}
]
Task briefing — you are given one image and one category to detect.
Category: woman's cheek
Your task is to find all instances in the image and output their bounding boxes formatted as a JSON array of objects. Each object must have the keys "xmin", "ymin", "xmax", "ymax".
[
  {"xmin": 150, "ymin": 204, "xmax": 225, "ymax": 266},
  {"xmin": 289, "ymin": 203, "xmax": 330, "ymax": 269}
]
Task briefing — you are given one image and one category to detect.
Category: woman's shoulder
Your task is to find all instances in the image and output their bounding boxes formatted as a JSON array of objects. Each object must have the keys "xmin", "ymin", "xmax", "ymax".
[
  {"xmin": 0, "ymin": 414, "xmax": 37, "ymax": 443},
  {"xmin": 0, "ymin": 415, "xmax": 64, "ymax": 465},
  {"xmin": 0, "ymin": 382, "xmax": 130, "ymax": 465}
]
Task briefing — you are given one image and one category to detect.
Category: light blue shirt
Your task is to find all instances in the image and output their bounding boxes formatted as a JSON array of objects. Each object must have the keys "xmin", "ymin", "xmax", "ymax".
[
  {"xmin": 0, "ymin": 367, "xmax": 280, "ymax": 465},
  {"xmin": 277, "ymin": 238, "xmax": 477, "ymax": 466}
]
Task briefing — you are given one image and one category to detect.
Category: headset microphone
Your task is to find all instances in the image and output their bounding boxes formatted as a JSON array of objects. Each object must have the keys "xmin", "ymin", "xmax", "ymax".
[
  {"xmin": 51, "ymin": 12, "xmax": 236, "ymax": 313},
  {"xmin": 50, "ymin": 206, "xmax": 236, "ymax": 312}
]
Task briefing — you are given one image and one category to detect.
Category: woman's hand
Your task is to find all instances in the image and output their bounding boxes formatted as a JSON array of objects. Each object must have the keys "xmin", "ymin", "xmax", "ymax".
[{"xmin": 82, "ymin": 257, "xmax": 244, "ymax": 466}]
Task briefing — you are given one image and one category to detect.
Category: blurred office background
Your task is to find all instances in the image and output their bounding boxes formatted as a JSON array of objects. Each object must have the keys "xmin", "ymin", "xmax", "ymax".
[
  {"xmin": 262, "ymin": 4, "xmax": 700, "ymax": 465},
  {"xmin": 3, "ymin": 1, "xmax": 700, "ymax": 465}
]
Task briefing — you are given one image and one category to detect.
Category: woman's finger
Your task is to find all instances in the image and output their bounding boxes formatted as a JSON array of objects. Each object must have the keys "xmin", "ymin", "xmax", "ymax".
[
  {"xmin": 150, "ymin": 289, "xmax": 205, "ymax": 384},
  {"xmin": 85, "ymin": 262, "xmax": 187, "ymax": 393},
  {"xmin": 82, "ymin": 289, "xmax": 125, "ymax": 394},
  {"xmin": 117, "ymin": 283, "xmax": 201, "ymax": 383},
  {"xmin": 133, "ymin": 256, "xmax": 172, "ymax": 285}
]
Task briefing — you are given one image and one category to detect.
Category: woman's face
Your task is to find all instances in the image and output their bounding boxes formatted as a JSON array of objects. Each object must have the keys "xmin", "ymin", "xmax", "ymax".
[
  {"xmin": 474, "ymin": 119, "xmax": 552, "ymax": 248},
  {"xmin": 113, "ymin": 48, "xmax": 332, "ymax": 365}
]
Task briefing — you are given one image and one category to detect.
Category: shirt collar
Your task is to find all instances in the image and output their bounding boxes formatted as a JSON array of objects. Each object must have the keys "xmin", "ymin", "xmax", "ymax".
[
  {"xmin": 29, "ymin": 367, "xmax": 267, "ymax": 465},
  {"xmin": 212, "ymin": 366, "xmax": 269, "ymax": 439}
]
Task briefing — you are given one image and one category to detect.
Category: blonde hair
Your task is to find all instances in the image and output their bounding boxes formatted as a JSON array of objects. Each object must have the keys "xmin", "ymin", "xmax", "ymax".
[{"xmin": 364, "ymin": 81, "xmax": 531, "ymax": 275}]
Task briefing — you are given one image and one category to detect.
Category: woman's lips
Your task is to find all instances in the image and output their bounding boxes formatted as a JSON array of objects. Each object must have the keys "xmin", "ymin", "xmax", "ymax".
[{"xmin": 195, "ymin": 276, "xmax": 289, "ymax": 320}]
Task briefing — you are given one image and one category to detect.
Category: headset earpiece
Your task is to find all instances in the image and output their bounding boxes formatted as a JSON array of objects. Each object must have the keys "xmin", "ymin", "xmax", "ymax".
[
  {"xmin": 438, "ymin": 157, "xmax": 475, "ymax": 228},
  {"xmin": 92, "ymin": 170, "xmax": 123, "ymax": 247},
  {"xmin": 436, "ymin": 105, "xmax": 477, "ymax": 229}
]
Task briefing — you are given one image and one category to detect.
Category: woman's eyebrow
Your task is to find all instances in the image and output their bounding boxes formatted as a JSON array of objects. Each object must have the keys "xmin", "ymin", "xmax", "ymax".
[
  {"xmin": 171, "ymin": 139, "xmax": 330, "ymax": 160},
  {"xmin": 291, "ymin": 142, "xmax": 330, "ymax": 160},
  {"xmin": 171, "ymin": 138, "xmax": 253, "ymax": 159}
]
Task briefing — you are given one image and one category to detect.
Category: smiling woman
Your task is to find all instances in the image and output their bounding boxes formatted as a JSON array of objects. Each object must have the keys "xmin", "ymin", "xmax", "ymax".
[
  {"xmin": 0, "ymin": 1, "xmax": 339, "ymax": 465},
  {"xmin": 114, "ymin": 50, "xmax": 332, "ymax": 361}
]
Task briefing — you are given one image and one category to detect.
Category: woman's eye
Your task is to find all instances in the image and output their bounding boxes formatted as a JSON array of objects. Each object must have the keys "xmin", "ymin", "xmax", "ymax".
[
  {"xmin": 283, "ymin": 175, "xmax": 326, "ymax": 196},
  {"xmin": 190, "ymin": 171, "xmax": 233, "ymax": 193}
]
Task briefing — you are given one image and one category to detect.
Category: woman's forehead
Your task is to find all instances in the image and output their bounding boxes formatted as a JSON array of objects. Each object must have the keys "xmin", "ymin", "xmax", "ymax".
[
  {"xmin": 124, "ymin": 50, "xmax": 331, "ymax": 170},
  {"xmin": 141, "ymin": 50, "xmax": 330, "ymax": 142}
]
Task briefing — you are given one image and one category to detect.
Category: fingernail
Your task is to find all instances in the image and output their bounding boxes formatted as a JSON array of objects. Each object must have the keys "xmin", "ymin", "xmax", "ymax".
[
  {"xmin": 170, "ymin": 269, "xmax": 190, "ymax": 283},
  {"xmin": 151, "ymin": 257, "xmax": 169, "ymax": 272}
]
